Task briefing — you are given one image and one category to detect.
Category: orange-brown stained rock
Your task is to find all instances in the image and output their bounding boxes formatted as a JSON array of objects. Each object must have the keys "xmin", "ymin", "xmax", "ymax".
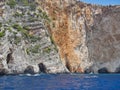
[
  {"xmin": 36, "ymin": 0, "xmax": 120, "ymax": 73},
  {"xmin": 36, "ymin": 0, "xmax": 86, "ymax": 73}
]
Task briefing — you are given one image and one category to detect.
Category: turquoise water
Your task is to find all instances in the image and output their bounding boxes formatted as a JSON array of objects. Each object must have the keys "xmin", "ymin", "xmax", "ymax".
[{"xmin": 0, "ymin": 74, "xmax": 120, "ymax": 90}]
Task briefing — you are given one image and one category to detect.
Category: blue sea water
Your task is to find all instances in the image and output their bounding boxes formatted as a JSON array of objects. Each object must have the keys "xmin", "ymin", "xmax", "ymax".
[{"xmin": 0, "ymin": 74, "xmax": 120, "ymax": 90}]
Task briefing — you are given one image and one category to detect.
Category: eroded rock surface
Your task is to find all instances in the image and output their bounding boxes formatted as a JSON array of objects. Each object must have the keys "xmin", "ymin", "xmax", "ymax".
[
  {"xmin": 0, "ymin": 0, "xmax": 120, "ymax": 74},
  {"xmin": 0, "ymin": 0, "xmax": 68, "ymax": 75},
  {"xmin": 37, "ymin": 0, "xmax": 120, "ymax": 73}
]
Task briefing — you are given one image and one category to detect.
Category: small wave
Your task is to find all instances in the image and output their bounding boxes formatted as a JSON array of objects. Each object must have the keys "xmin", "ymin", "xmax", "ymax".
[
  {"xmin": 19, "ymin": 74, "xmax": 40, "ymax": 76},
  {"xmin": 85, "ymin": 75, "xmax": 98, "ymax": 78},
  {"xmin": 33, "ymin": 74, "xmax": 40, "ymax": 76}
]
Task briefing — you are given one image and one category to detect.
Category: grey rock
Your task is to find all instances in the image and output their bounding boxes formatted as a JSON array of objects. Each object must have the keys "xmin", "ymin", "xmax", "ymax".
[
  {"xmin": 115, "ymin": 67, "xmax": 120, "ymax": 73},
  {"xmin": 0, "ymin": 69, "xmax": 8, "ymax": 75},
  {"xmin": 24, "ymin": 66, "xmax": 35, "ymax": 74},
  {"xmin": 0, "ymin": 3, "xmax": 68, "ymax": 75}
]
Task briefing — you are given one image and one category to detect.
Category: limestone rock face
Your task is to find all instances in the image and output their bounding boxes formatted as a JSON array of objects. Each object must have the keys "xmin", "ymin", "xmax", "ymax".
[
  {"xmin": 0, "ymin": 0, "xmax": 68, "ymax": 75},
  {"xmin": 87, "ymin": 6, "xmax": 120, "ymax": 73},
  {"xmin": 37, "ymin": 0, "xmax": 120, "ymax": 73},
  {"xmin": 0, "ymin": 0, "xmax": 120, "ymax": 74},
  {"xmin": 36, "ymin": 0, "xmax": 91, "ymax": 73}
]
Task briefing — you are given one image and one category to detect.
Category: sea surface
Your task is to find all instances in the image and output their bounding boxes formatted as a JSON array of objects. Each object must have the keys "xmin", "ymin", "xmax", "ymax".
[{"xmin": 0, "ymin": 74, "xmax": 120, "ymax": 90}]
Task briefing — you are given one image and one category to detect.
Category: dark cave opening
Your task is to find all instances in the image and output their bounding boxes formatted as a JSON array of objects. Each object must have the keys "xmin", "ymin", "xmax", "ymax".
[
  {"xmin": 98, "ymin": 67, "xmax": 109, "ymax": 73},
  {"xmin": 38, "ymin": 63, "xmax": 47, "ymax": 73},
  {"xmin": 6, "ymin": 53, "xmax": 13, "ymax": 64}
]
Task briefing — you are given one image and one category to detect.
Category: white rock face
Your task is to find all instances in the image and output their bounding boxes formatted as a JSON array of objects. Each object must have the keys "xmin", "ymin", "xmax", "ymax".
[{"xmin": 0, "ymin": 3, "xmax": 68, "ymax": 75}]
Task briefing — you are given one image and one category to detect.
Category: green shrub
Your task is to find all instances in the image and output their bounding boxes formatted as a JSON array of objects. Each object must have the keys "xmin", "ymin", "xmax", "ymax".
[
  {"xmin": 12, "ymin": 24, "xmax": 22, "ymax": 30},
  {"xmin": 0, "ymin": 31, "xmax": 5, "ymax": 38},
  {"xmin": 7, "ymin": 27, "xmax": 12, "ymax": 32},
  {"xmin": 38, "ymin": 8, "xmax": 42, "ymax": 13},
  {"xmin": 43, "ymin": 47, "xmax": 51, "ymax": 53},
  {"xmin": 28, "ymin": 17, "xmax": 38, "ymax": 22},
  {"xmin": 21, "ymin": 0, "xmax": 29, "ymax": 6},
  {"xmin": 50, "ymin": 36, "xmax": 54, "ymax": 44},
  {"xmin": 31, "ymin": 45, "xmax": 40, "ymax": 53},
  {"xmin": 0, "ymin": 23, "xmax": 2, "ymax": 28},
  {"xmin": 9, "ymin": 19, "xmax": 12, "ymax": 23},
  {"xmin": 12, "ymin": 24, "xmax": 40, "ymax": 42},
  {"xmin": 42, "ymin": 12, "xmax": 49, "ymax": 20},
  {"xmin": 26, "ymin": 48, "xmax": 30, "ymax": 55},
  {"xmin": 29, "ymin": 35, "xmax": 40, "ymax": 42},
  {"xmin": 27, "ymin": 11, "xmax": 31, "ymax": 15},
  {"xmin": 13, "ymin": 12, "xmax": 23, "ymax": 17},
  {"xmin": 14, "ymin": 36, "xmax": 21, "ymax": 45},
  {"xmin": 39, "ymin": 12, "xmax": 51, "ymax": 22},
  {"xmin": 23, "ymin": 26, "xmax": 30, "ymax": 31},
  {"xmin": 30, "ymin": 3, "xmax": 36, "ymax": 11},
  {"xmin": 26, "ymin": 45, "xmax": 40, "ymax": 54},
  {"xmin": 13, "ymin": 31, "xmax": 17, "ymax": 35},
  {"xmin": 12, "ymin": 24, "xmax": 29, "ymax": 38},
  {"xmin": 7, "ymin": 0, "xmax": 17, "ymax": 8},
  {"xmin": 50, "ymin": 36, "xmax": 58, "ymax": 52},
  {"xmin": 21, "ymin": 29, "xmax": 29, "ymax": 38}
]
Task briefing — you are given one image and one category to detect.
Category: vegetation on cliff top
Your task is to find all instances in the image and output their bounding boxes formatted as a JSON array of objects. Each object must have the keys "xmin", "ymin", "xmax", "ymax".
[
  {"xmin": 7, "ymin": 0, "xmax": 36, "ymax": 10},
  {"xmin": 7, "ymin": 0, "xmax": 17, "ymax": 8}
]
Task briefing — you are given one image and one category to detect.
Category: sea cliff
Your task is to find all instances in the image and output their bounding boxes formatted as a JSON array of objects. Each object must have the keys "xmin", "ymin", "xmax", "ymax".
[{"xmin": 0, "ymin": 0, "xmax": 120, "ymax": 75}]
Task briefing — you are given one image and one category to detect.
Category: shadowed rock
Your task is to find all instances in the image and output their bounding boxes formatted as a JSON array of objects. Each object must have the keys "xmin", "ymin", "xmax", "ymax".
[
  {"xmin": 6, "ymin": 53, "xmax": 13, "ymax": 64},
  {"xmin": 6, "ymin": 48, "xmax": 13, "ymax": 64},
  {"xmin": 0, "ymin": 69, "xmax": 8, "ymax": 75},
  {"xmin": 24, "ymin": 66, "xmax": 34, "ymax": 74},
  {"xmin": 115, "ymin": 67, "xmax": 120, "ymax": 73},
  {"xmin": 98, "ymin": 67, "xmax": 109, "ymax": 73},
  {"xmin": 38, "ymin": 63, "xmax": 47, "ymax": 73},
  {"xmin": 84, "ymin": 68, "xmax": 92, "ymax": 74}
]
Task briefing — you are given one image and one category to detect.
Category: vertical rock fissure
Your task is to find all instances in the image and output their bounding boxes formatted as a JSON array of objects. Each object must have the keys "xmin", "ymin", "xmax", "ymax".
[
  {"xmin": 6, "ymin": 48, "xmax": 13, "ymax": 64},
  {"xmin": 65, "ymin": 54, "xmax": 70, "ymax": 72}
]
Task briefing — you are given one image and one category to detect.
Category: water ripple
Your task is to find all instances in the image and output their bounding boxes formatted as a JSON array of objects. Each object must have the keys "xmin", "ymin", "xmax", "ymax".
[{"xmin": 0, "ymin": 74, "xmax": 120, "ymax": 90}]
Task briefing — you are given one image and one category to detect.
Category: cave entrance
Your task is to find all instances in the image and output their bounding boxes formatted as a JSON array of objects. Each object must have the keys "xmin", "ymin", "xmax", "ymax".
[
  {"xmin": 6, "ymin": 48, "xmax": 13, "ymax": 64},
  {"xmin": 6, "ymin": 53, "xmax": 13, "ymax": 64},
  {"xmin": 38, "ymin": 63, "xmax": 47, "ymax": 73},
  {"xmin": 98, "ymin": 67, "xmax": 109, "ymax": 73},
  {"xmin": 65, "ymin": 54, "xmax": 71, "ymax": 72}
]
